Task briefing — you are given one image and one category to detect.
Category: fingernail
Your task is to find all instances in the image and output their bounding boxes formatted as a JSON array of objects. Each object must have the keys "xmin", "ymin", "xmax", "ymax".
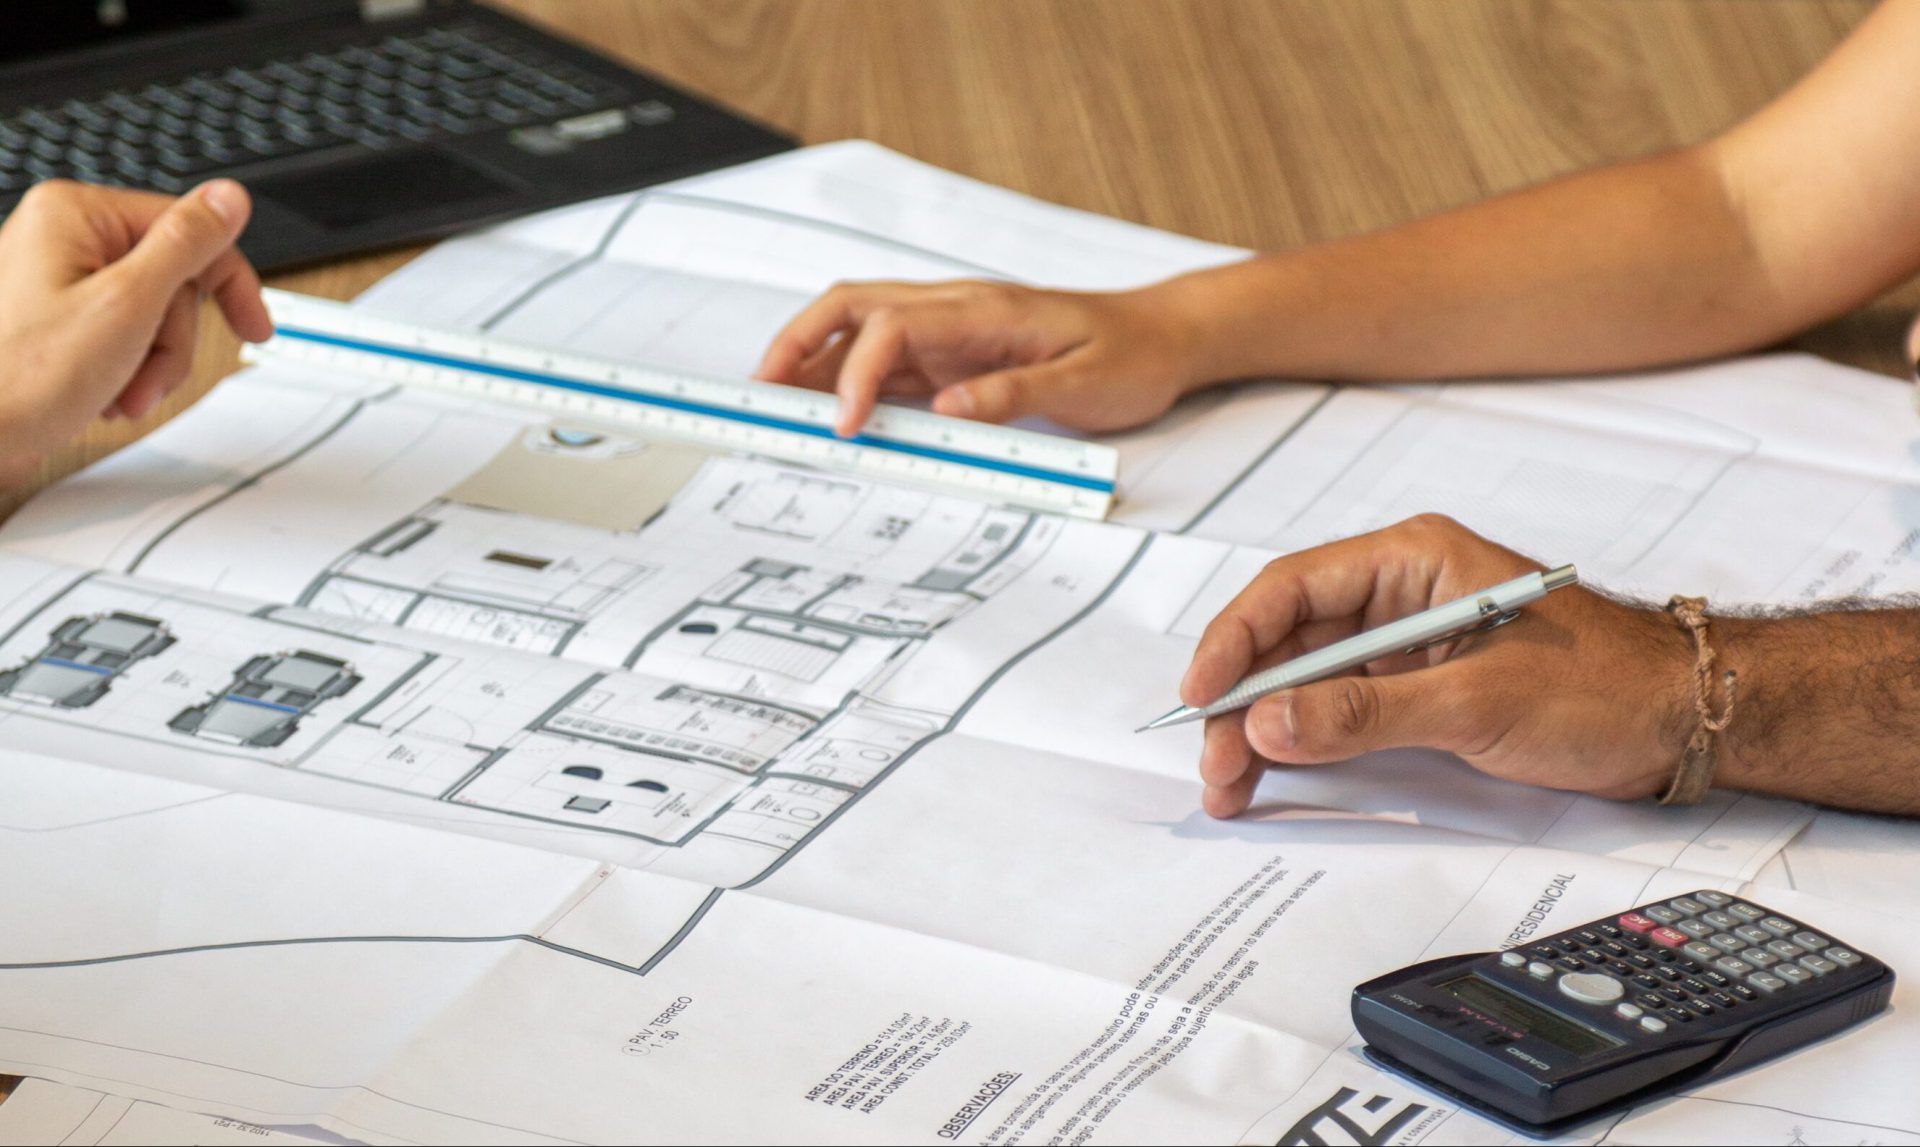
[
  {"xmin": 1271, "ymin": 693, "xmax": 1298, "ymax": 751},
  {"xmin": 199, "ymin": 179, "xmax": 245, "ymax": 224},
  {"xmin": 939, "ymin": 387, "xmax": 975, "ymax": 418}
]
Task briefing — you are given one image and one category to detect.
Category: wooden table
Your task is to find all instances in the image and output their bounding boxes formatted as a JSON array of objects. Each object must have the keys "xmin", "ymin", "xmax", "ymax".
[{"xmin": 0, "ymin": 0, "xmax": 1884, "ymax": 1112}]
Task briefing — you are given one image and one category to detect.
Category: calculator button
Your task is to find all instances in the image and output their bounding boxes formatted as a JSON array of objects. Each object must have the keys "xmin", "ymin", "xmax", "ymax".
[
  {"xmin": 1653, "ymin": 966, "xmax": 1683, "ymax": 983},
  {"xmin": 1575, "ymin": 930, "xmax": 1605, "ymax": 947},
  {"xmin": 1558, "ymin": 972, "xmax": 1625, "ymax": 1005},
  {"xmin": 1792, "ymin": 931, "xmax": 1828, "ymax": 951},
  {"xmin": 1694, "ymin": 890, "xmax": 1733, "ymax": 907},
  {"xmin": 1555, "ymin": 957, "xmax": 1586, "ymax": 972},
  {"xmin": 1709, "ymin": 990, "xmax": 1739, "ymax": 1009},
  {"xmin": 1639, "ymin": 1015, "xmax": 1668, "ymax": 1033},
  {"xmin": 1700, "ymin": 970, "xmax": 1732, "ymax": 988},
  {"xmin": 1759, "ymin": 916, "xmax": 1797, "ymax": 937},
  {"xmin": 1674, "ymin": 919, "xmax": 1715, "ymax": 939},
  {"xmin": 1619, "ymin": 913, "xmax": 1658, "ymax": 934},
  {"xmin": 1776, "ymin": 964, "xmax": 1814, "ymax": 985},
  {"xmin": 1825, "ymin": 947, "xmax": 1863, "ymax": 967},
  {"xmin": 1680, "ymin": 977, "xmax": 1712, "ymax": 995},
  {"xmin": 1681, "ymin": 942, "xmax": 1719, "ymax": 962},
  {"xmin": 1733, "ymin": 924, "xmax": 1772, "ymax": 946},
  {"xmin": 1500, "ymin": 951, "xmax": 1527, "ymax": 969},
  {"xmin": 1529, "ymin": 944, "xmax": 1562, "ymax": 961},
  {"xmin": 1659, "ymin": 986, "xmax": 1689, "ymax": 1002},
  {"xmin": 1608, "ymin": 960, "xmax": 1635, "ymax": 977},
  {"xmin": 1644, "ymin": 905, "xmax": 1684, "ymax": 925},
  {"xmin": 1730, "ymin": 983, "xmax": 1759, "ymax": 1001},
  {"xmin": 1595, "ymin": 923, "xmax": 1624, "ymax": 939},
  {"xmin": 1701, "ymin": 910, "xmax": 1738, "ymax": 930},
  {"xmin": 1713, "ymin": 956, "xmax": 1754, "ymax": 976},
  {"xmin": 1668, "ymin": 897, "xmax": 1708, "ymax": 916},
  {"xmin": 1618, "ymin": 933, "xmax": 1649, "ymax": 950},
  {"xmin": 1749, "ymin": 972, "xmax": 1788, "ymax": 994},
  {"xmin": 1599, "ymin": 940, "xmax": 1629, "ymax": 957},
  {"xmin": 1709, "ymin": 934, "xmax": 1747, "ymax": 953},
  {"xmin": 1649, "ymin": 927, "xmax": 1689, "ymax": 948},
  {"xmin": 1681, "ymin": 998, "xmax": 1715, "ymax": 1017},
  {"xmin": 1765, "ymin": 940, "xmax": 1805, "ymax": 961},
  {"xmin": 1582, "ymin": 948, "xmax": 1609, "ymax": 964},
  {"xmin": 1528, "ymin": 961, "xmax": 1555, "ymax": 980},
  {"xmin": 1650, "ymin": 948, "xmax": 1679, "ymax": 964},
  {"xmin": 1676, "ymin": 956, "xmax": 1704, "ymax": 973},
  {"xmin": 1627, "ymin": 953, "xmax": 1656, "ymax": 969},
  {"xmin": 1631, "ymin": 974, "xmax": 1660, "ymax": 991},
  {"xmin": 1740, "ymin": 948, "xmax": 1779, "ymax": 968},
  {"xmin": 1729, "ymin": 903, "xmax": 1767, "ymax": 922},
  {"xmin": 1615, "ymin": 1002, "xmax": 1643, "ymax": 1020},
  {"xmin": 1799, "ymin": 955, "xmax": 1838, "ymax": 977},
  {"xmin": 1665, "ymin": 1008, "xmax": 1693, "ymax": 1022}
]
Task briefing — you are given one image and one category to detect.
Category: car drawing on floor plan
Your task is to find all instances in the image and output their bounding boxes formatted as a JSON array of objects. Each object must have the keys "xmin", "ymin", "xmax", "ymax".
[
  {"xmin": 170, "ymin": 650, "xmax": 362, "ymax": 748},
  {"xmin": 0, "ymin": 611, "xmax": 176, "ymax": 709}
]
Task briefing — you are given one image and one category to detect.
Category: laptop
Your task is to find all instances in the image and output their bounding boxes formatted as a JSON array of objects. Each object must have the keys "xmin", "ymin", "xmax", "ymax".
[{"xmin": 0, "ymin": 1, "xmax": 796, "ymax": 271}]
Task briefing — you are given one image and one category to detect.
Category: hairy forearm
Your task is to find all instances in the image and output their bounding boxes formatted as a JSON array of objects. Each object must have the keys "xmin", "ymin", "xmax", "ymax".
[
  {"xmin": 1713, "ymin": 606, "xmax": 1920, "ymax": 815},
  {"xmin": 1152, "ymin": 145, "xmax": 1812, "ymax": 386}
]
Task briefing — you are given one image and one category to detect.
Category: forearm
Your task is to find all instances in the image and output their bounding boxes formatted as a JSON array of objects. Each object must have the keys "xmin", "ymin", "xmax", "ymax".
[
  {"xmin": 1713, "ymin": 607, "xmax": 1920, "ymax": 815},
  {"xmin": 1153, "ymin": 145, "xmax": 1802, "ymax": 385}
]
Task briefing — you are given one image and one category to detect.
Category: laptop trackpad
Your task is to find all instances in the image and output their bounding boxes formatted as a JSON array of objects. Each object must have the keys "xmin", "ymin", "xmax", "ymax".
[{"xmin": 250, "ymin": 148, "xmax": 522, "ymax": 231}]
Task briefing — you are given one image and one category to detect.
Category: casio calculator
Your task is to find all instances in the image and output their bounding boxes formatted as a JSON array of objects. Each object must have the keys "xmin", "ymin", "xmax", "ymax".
[{"xmin": 1351, "ymin": 890, "xmax": 1894, "ymax": 1137}]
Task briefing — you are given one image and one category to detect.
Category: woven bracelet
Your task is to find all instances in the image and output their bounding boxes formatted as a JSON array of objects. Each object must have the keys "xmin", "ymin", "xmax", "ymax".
[{"xmin": 1658, "ymin": 595, "xmax": 1737, "ymax": 806}]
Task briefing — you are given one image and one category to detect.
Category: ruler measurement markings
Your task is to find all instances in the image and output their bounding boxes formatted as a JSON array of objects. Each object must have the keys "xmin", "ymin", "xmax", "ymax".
[{"xmin": 253, "ymin": 291, "xmax": 1116, "ymax": 517}]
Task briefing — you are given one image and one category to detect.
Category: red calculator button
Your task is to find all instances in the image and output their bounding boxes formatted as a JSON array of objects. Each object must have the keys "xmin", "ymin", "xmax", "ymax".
[
  {"xmin": 1619, "ymin": 913, "xmax": 1658, "ymax": 933},
  {"xmin": 1649, "ymin": 927, "xmax": 1690, "ymax": 948}
]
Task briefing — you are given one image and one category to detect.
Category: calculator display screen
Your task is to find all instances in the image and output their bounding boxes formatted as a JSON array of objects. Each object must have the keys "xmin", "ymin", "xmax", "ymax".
[{"xmin": 1439, "ymin": 975, "xmax": 1623, "ymax": 1057}]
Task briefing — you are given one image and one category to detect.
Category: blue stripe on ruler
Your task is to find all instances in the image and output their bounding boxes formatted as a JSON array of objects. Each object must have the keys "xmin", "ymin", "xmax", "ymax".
[{"xmin": 273, "ymin": 326, "xmax": 1115, "ymax": 494}]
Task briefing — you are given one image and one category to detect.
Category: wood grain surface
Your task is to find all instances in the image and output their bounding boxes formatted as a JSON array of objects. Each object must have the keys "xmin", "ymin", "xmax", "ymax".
[{"xmin": 0, "ymin": 0, "xmax": 1890, "ymax": 1104}]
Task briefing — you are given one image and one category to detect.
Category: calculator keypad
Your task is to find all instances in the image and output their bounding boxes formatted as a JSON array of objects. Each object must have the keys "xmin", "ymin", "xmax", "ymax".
[{"xmin": 1495, "ymin": 891, "xmax": 1865, "ymax": 1039}]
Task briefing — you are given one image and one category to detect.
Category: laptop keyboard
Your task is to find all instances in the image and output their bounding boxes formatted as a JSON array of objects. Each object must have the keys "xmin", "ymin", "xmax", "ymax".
[{"xmin": 0, "ymin": 22, "xmax": 630, "ymax": 195}]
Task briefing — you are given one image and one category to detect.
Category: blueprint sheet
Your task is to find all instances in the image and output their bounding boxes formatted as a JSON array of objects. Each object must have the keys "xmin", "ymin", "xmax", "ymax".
[{"xmin": 1, "ymin": 143, "xmax": 1918, "ymax": 1145}]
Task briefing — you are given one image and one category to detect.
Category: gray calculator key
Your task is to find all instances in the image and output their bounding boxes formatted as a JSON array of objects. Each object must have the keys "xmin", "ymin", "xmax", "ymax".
[
  {"xmin": 1759, "ymin": 916, "xmax": 1797, "ymax": 937},
  {"xmin": 1676, "ymin": 919, "xmax": 1717, "ymax": 939},
  {"xmin": 1639, "ymin": 1015, "xmax": 1668, "ymax": 1033},
  {"xmin": 1824, "ymin": 947, "xmax": 1863, "ymax": 967},
  {"xmin": 1528, "ymin": 961, "xmax": 1555, "ymax": 979},
  {"xmin": 1749, "ymin": 971, "xmax": 1788, "ymax": 994},
  {"xmin": 1776, "ymin": 963, "xmax": 1814, "ymax": 985},
  {"xmin": 1559, "ymin": 972, "xmax": 1625, "ymax": 1005},
  {"xmin": 1694, "ymin": 890, "xmax": 1733, "ymax": 907},
  {"xmin": 1709, "ymin": 934, "xmax": 1747, "ymax": 953},
  {"xmin": 1714, "ymin": 956, "xmax": 1754, "ymax": 976},
  {"xmin": 1729, "ymin": 902, "xmax": 1767, "ymax": 921},
  {"xmin": 1701, "ymin": 910, "xmax": 1738, "ymax": 930},
  {"xmin": 1792, "ymin": 931, "xmax": 1828, "ymax": 951},
  {"xmin": 1615, "ymin": 1002, "xmax": 1644, "ymax": 1020},
  {"xmin": 1682, "ymin": 941, "xmax": 1720, "ymax": 962},
  {"xmin": 1765, "ymin": 940, "xmax": 1805, "ymax": 960},
  {"xmin": 1501, "ymin": 951, "xmax": 1527, "ymax": 968},
  {"xmin": 1644, "ymin": 905, "xmax": 1685, "ymax": 925},
  {"xmin": 1740, "ymin": 948, "xmax": 1778, "ymax": 968},
  {"xmin": 1734, "ymin": 924, "xmax": 1772, "ymax": 945},
  {"xmin": 1798, "ymin": 954, "xmax": 1838, "ymax": 977},
  {"xmin": 1668, "ymin": 897, "xmax": 1708, "ymax": 916}
]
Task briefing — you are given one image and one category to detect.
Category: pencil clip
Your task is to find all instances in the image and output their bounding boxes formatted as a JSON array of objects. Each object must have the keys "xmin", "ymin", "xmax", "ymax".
[{"xmin": 1400, "ymin": 597, "xmax": 1520, "ymax": 656}]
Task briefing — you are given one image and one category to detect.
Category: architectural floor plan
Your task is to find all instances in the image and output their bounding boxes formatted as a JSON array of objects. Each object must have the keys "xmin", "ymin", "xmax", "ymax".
[{"xmin": 3, "ymin": 144, "xmax": 1919, "ymax": 1146}]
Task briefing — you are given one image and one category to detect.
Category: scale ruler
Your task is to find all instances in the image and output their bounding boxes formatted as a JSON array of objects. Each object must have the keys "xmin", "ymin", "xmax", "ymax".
[{"xmin": 249, "ymin": 289, "xmax": 1119, "ymax": 519}]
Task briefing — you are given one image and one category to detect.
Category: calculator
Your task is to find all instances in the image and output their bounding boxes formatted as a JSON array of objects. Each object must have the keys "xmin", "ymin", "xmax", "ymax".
[{"xmin": 1350, "ymin": 890, "xmax": 1894, "ymax": 1137}]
